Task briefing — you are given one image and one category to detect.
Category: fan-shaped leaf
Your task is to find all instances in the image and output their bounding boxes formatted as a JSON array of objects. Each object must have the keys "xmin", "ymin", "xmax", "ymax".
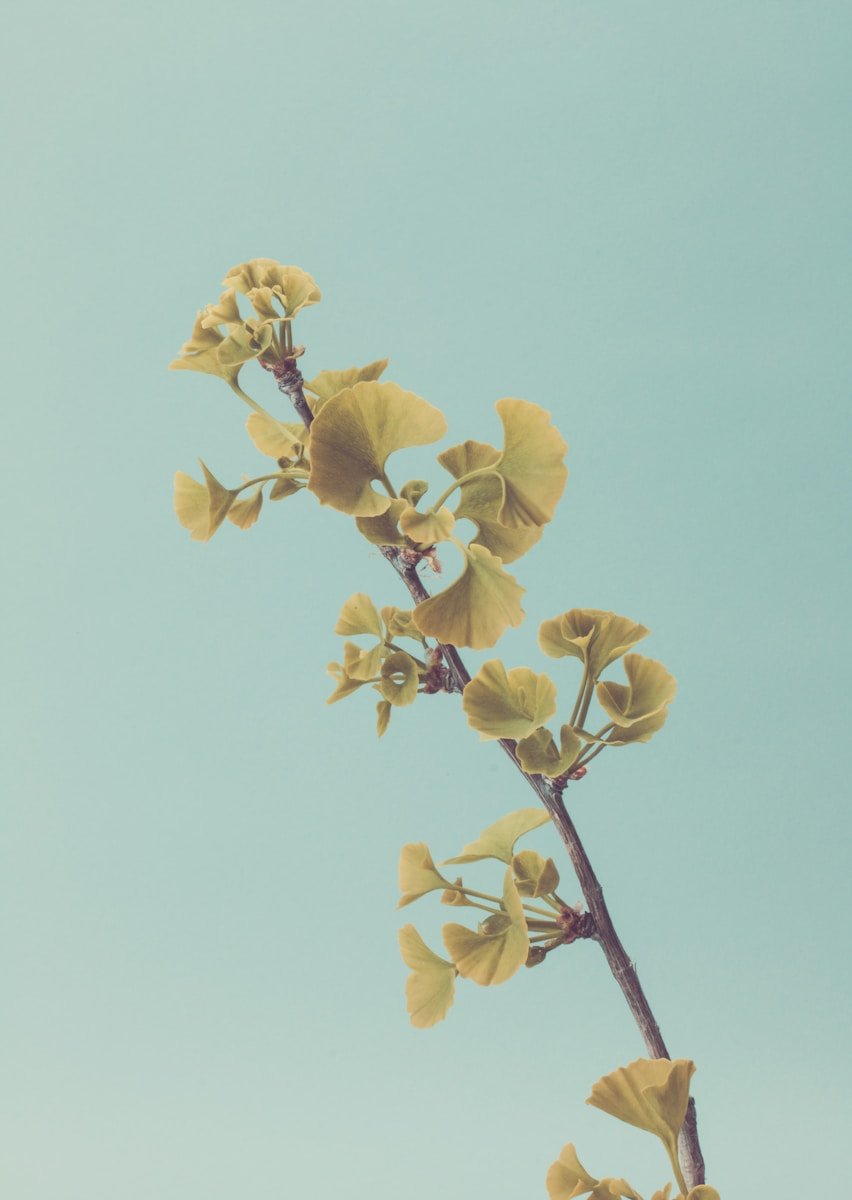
[
  {"xmin": 376, "ymin": 699, "xmax": 392, "ymax": 737},
  {"xmin": 308, "ymin": 381, "xmax": 447, "ymax": 516},
  {"xmin": 442, "ymin": 869, "xmax": 529, "ymax": 985},
  {"xmin": 398, "ymin": 925, "xmax": 456, "ymax": 1028},
  {"xmin": 587, "ymin": 1058, "xmax": 696, "ymax": 1163},
  {"xmin": 412, "ymin": 545, "xmax": 525, "ymax": 650},
  {"xmin": 512, "ymin": 849, "xmax": 560, "ymax": 898},
  {"xmin": 398, "ymin": 843, "xmax": 453, "ymax": 908},
  {"xmin": 444, "ymin": 807, "xmax": 549, "ymax": 865},
  {"xmin": 493, "ymin": 398, "xmax": 568, "ymax": 528},
  {"xmin": 227, "ymin": 485, "xmax": 263, "ymax": 530},
  {"xmin": 596, "ymin": 656, "xmax": 676, "ymax": 728},
  {"xmin": 516, "ymin": 724, "xmax": 583, "ymax": 777},
  {"xmin": 399, "ymin": 505, "xmax": 456, "ymax": 544},
  {"xmin": 546, "ymin": 1143, "xmax": 599, "ymax": 1200},
  {"xmin": 173, "ymin": 462, "xmax": 236, "ymax": 541},
  {"xmin": 538, "ymin": 610, "xmax": 649, "ymax": 679},
  {"xmin": 305, "ymin": 358, "xmax": 389, "ymax": 412},
  {"xmin": 379, "ymin": 651, "xmax": 419, "ymax": 706},
  {"xmin": 462, "ymin": 660, "xmax": 557, "ymax": 740},
  {"xmin": 355, "ymin": 498, "xmax": 409, "ymax": 547},
  {"xmin": 335, "ymin": 593, "xmax": 384, "ymax": 639},
  {"xmin": 223, "ymin": 260, "xmax": 321, "ymax": 317},
  {"xmin": 245, "ymin": 410, "xmax": 308, "ymax": 459}
]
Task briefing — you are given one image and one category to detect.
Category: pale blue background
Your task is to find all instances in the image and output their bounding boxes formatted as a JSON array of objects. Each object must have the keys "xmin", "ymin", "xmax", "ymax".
[{"xmin": 2, "ymin": 2, "xmax": 850, "ymax": 1196}]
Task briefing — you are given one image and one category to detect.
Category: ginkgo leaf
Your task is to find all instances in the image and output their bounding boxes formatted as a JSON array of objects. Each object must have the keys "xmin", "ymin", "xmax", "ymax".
[
  {"xmin": 355, "ymin": 498, "xmax": 409, "ymax": 547},
  {"xmin": 381, "ymin": 606, "xmax": 424, "ymax": 642},
  {"xmin": 376, "ymin": 699, "xmax": 392, "ymax": 737},
  {"xmin": 200, "ymin": 288, "xmax": 242, "ymax": 329},
  {"xmin": 269, "ymin": 475, "xmax": 302, "ymax": 501},
  {"xmin": 587, "ymin": 1058, "xmax": 696, "ymax": 1167},
  {"xmin": 305, "ymin": 358, "xmax": 389, "ymax": 411},
  {"xmin": 685, "ymin": 1189, "xmax": 720, "ymax": 1200},
  {"xmin": 342, "ymin": 640, "xmax": 384, "ymax": 682},
  {"xmin": 493, "ymin": 398, "xmax": 568, "ymax": 528},
  {"xmin": 546, "ymin": 1143, "xmax": 599, "ymax": 1200},
  {"xmin": 412, "ymin": 543, "xmax": 525, "ymax": 650},
  {"xmin": 379, "ymin": 651, "xmax": 420, "ymax": 706},
  {"xmin": 174, "ymin": 462, "xmax": 236, "ymax": 541},
  {"xmin": 335, "ymin": 593, "xmax": 384, "ymax": 639},
  {"xmin": 437, "ymin": 438, "xmax": 502, "ymax": 480},
  {"xmin": 326, "ymin": 660, "xmax": 370, "ymax": 704},
  {"xmin": 441, "ymin": 878, "xmax": 475, "ymax": 907},
  {"xmin": 462, "ymin": 660, "xmax": 557, "ymax": 740},
  {"xmin": 169, "ymin": 314, "xmax": 241, "ymax": 384},
  {"xmin": 596, "ymin": 655, "xmax": 677, "ymax": 728},
  {"xmin": 650, "ymin": 1187, "xmax": 672, "ymax": 1200},
  {"xmin": 400, "ymin": 479, "xmax": 429, "ymax": 505},
  {"xmin": 455, "ymin": 472, "xmax": 543, "ymax": 563},
  {"xmin": 516, "ymin": 724, "xmax": 583, "ymax": 777},
  {"xmin": 222, "ymin": 260, "xmax": 321, "ymax": 317},
  {"xmin": 538, "ymin": 610, "xmax": 650, "ymax": 680},
  {"xmin": 512, "ymin": 849, "xmax": 560, "ymax": 898},
  {"xmin": 216, "ymin": 321, "xmax": 274, "ymax": 367},
  {"xmin": 398, "ymin": 925, "xmax": 456, "ymax": 1028},
  {"xmin": 398, "ymin": 843, "xmax": 453, "ymax": 908},
  {"xmin": 399, "ymin": 505, "xmax": 456, "ymax": 544},
  {"xmin": 442, "ymin": 869, "xmax": 529, "ymax": 985},
  {"xmin": 444, "ymin": 807, "xmax": 550, "ymax": 865},
  {"xmin": 245, "ymin": 410, "xmax": 308, "ymax": 459},
  {"xmin": 227, "ymin": 485, "xmax": 263, "ymax": 530},
  {"xmin": 581, "ymin": 709, "xmax": 670, "ymax": 746},
  {"xmin": 308, "ymin": 381, "xmax": 448, "ymax": 516},
  {"xmin": 588, "ymin": 1181, "xmax": 642, "ymax": 1200}
]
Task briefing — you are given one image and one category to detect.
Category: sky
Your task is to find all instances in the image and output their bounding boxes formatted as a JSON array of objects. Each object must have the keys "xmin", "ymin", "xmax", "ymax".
[{"xmin": 2, "ymin": 2, "xmax": 851, "ymax": 1197}]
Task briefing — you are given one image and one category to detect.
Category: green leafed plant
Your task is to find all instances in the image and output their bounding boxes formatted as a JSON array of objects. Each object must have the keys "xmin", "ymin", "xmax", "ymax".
[{"xmin": 170, "ymin": 259, "xmax": 717, "ymax": 1195}]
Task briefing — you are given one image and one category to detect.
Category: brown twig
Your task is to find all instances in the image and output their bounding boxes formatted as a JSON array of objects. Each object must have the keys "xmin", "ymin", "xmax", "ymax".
[{"xmin": 282, "ymin": 360, "xmax": 705, "ymax": 1189}]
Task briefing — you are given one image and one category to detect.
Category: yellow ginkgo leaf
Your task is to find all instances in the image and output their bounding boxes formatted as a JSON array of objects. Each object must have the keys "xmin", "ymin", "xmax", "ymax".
[
  {"xmin": 169, "ymin": 314, "xmax": 241, "ymax": 384},
  {"xmin": 379, "ymin": 651, "xmax": 420, "ymax": 706},
  {"xmin": 444, "ymin": 807, "xmax": 550, "ymax": 865},
  {"xmin": 398, "ymin": 843, "xmax": 453, "ymax": 908},
  {"xmin": 412, "ymin": 544, "xmax": 525, "ymax": 650},
  {"xmin": 685, "ymin": 1189, "xmax": 720, "ymax": 1200},
  {"xmin": 326, "ymin": 660, "xmax": 369, "ymax": 704},
  {"xmin": 455, "ymin": 472, "xmax": 543, "ymax": 563},
  {"xmin": 493, "ymin": 398, "xmax": 568, "ymax": 528},
  {"xmin": 308, "ymin": 381, "xmax": 448, "ymax": 516},
  {"xmin": 200, "ymin": 288, "xmax": 242, "ymax": 329},
  {"xmin": 355, "ymin": 498, "xmax": 409, "ymax": 547},
  {"xmin": 399, "ymin": 505, "xmax": 456, "ymax": 545},
  {"xmin": 546, "ymin": 1143, "xmax": 599, "ymax": 1200},
  {"xmin": 222, "ymin": 260, "xmax": 321, "ymax": 317},
  {"xmin": 538, "ymin": 610, "xmax": 650, "ymax": 680},
  {"xmin": 227, "ymin": 485, "xmax": 263, "ymax": 530},
  {"xmin": 440, "ymin": 878, "xmax": 475, "ymax": 907},
  {"xmin": 400, "ymin": 478, "xmax": 429, "ymax": 505},
  {"xmin": 269, "ymin": 476, "xmax": 302, "ymax": 501},
  {"xmin": 398, "ymin": 925, "xmax": 456, "ymax": 1028},
  {"xmin": 174, "ymin": 462, "xmax": 236, "ymax": 541},
  {"xmin": 462, "ymin": 660, "xmax": 557, "ymax": 740},
  {"xmin": 216, "ymin": 321, "xmax": 274, "ymax": 368},
  {"xmin": 438, "ymin": 439, "xmax": 540, "ymax": 562},
  {"xmin": 512, "ymin": 849, "xmax": 560, "ymax": 898},
  {"xmin": 442, "ymin": 869, "xmax": 529, "ymax": 985},
  {"xmin": 381, "ymin": 606, "xmax": 423, "ymax": 642},
  {"xmin": 335, "ymin": 593, "xmax": 384, "ymax": 640},
  {"xmin": 516, "ymin": 724, "xmax": 583, "ymax": 777},
  {"xmin": 305, "ymin": 358, "xmax": 389, "ymax": 412},
  {"xmin": 650, "ymin": 1187, "xmax": 672, "ymax": 1200},
  {"xmin": 376, "ymin": 699, "xmax": 392, "ymax": 737},
  {"xmin": 581, "ymin": 708, "xmax": 670, "ymax": 747},
  {"xmin": 245, "ymin": 410, "xmax": 308, "ymax": 459},
  {"xmin": 342, "ymin": 640, "xmax": 384, "ymax": 682},
  {"xmin": 587, "ymin": 1058, "xmax": 696, "ymax": 1168},
  {"xmin": 596, "ymin": 655, "xmax": 677, "ymax": 728},
  {"xmin": 588, "ymin": 1181, "xmax": 643, "ymax": 1200}
]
